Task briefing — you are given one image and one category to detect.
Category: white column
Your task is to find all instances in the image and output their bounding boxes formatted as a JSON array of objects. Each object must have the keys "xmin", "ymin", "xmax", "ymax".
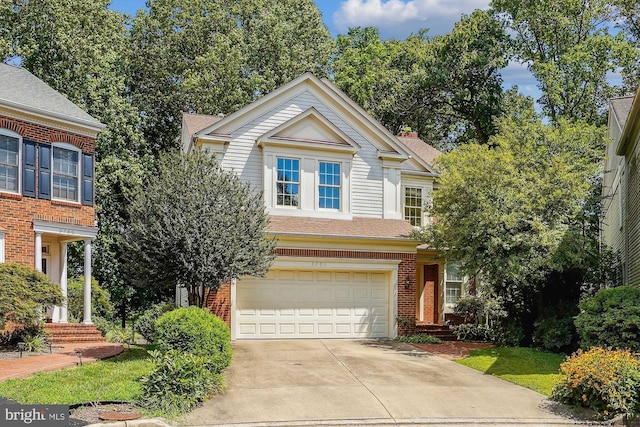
[
  {"xmin": 83, "ymin": 238, "xmax": 92, "ymax": 324},
  {"xmin": 34, "ymin": 232, "xmax": 43, "ymax": 272},
  {"xmin": 59, "ymin": 242, "xmax": 68, "ymax": 323}
]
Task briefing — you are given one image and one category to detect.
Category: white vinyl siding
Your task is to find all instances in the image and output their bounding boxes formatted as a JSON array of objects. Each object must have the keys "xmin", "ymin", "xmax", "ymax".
[{"xmin": 214, "ymin": 91, "xmax": 385, "ymax": 217}]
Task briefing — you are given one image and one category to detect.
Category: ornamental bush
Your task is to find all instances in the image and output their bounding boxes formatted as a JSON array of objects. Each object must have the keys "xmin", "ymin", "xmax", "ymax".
[
  {"xmin": 552, "ymin": 347, "xmax": 640, "ymax": 419},
  {"xmin": 575, "ymin": 286, "xmax": 640, "ymax": 351},
  {"xmin": 140, "ymin": 350, "xmax": 225, "ymax": 415},
  {"xmin": 155, "ymin": 307, "xmax": 231, "ymax": 373}
]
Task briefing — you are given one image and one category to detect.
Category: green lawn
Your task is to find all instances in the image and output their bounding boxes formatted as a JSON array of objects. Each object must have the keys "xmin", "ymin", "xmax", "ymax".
[
  {"xmin": 455, "ymin": 347, "xmax": 566, "ymax": 396},
  {"xmin": 0, "ymin": 345, "xmax": 154, "ymax": 404}
]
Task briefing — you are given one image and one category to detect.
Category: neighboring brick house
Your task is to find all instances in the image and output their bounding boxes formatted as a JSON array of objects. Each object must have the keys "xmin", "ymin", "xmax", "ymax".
[
  {"xmin": 0, "ymin": 63, "xmax": 103, "ymax": 325},
  {"xmin": 181, "ymin": 73, "xmax": 466, "ymax": 339},
  {"xmin": 604, "ymin": 86, "xmax": 640, "ymax": 287}
]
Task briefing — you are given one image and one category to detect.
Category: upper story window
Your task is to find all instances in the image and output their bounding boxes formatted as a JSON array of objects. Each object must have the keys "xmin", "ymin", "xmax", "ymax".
[
  {"xmin": 0, "ymin": 130, "xmax": 20, "ymax": 193},
  {"xmin": 404, "ymin": 187, "xmax": 422, "ymax": 226},
  {"xmin": 319, "ymin": 161, "xmax": 340, "ymax": 209},
  {"xmin": 52, "ymin": 144, "xmax": 80, "ymax": 202},
  {"xmin": 276, "ymin": 157, "xmax": 300, "ymax": 207}
]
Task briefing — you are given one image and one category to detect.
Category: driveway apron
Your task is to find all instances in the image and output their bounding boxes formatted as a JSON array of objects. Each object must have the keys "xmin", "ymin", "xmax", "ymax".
[{"xmin": 180, "ymin": 340, "xmax": 576, "ymax": 426}]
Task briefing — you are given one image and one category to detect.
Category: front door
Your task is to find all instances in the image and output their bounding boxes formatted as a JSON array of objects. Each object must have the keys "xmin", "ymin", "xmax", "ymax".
[{"xmin": 424, "ymin": 264, "xmax": 439, "ymax": 324}]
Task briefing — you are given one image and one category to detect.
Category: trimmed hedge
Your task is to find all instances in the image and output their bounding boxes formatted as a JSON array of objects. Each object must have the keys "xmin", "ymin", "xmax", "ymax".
[
  {"xmin": 575, "ymin": 286, "xmax": 640, "ymax": 352},
  {"xmin": 155, "ymin": 307, "xmax": 232, "ymax": 373}
]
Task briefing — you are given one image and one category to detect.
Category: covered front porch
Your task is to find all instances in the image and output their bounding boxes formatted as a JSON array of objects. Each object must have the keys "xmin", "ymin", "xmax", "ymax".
[{"xmin": 33, "ymin": 219, "xmax": 96, "ymax": 325}]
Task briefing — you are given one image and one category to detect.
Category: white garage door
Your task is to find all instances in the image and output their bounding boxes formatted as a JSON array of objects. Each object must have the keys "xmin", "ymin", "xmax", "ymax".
[{"xmin": 236, "ymin": 269, "xmax": 391, "ymax": 339}]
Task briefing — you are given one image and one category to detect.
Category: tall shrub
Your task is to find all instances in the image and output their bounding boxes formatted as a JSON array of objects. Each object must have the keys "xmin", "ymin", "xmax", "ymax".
[{"xmin": 575, "ymin": 286, "xmax": 640, "ymax": 351}]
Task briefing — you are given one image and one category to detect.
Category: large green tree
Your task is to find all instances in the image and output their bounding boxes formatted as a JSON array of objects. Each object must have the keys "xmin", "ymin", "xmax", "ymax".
[
  {"xmin": 128, "ymin": 0, "xmax": 332, "ymax": 153},
  {"xmin": 492, "ymin": 0, "xmax": 634, "ymax": 124},
  {"xmin": 416, "ymin": 108, "xmax": 606, "ymax": 292},
  {"xmin": 332, "ymin": 10, "xmax": 509, "ymax": 150},
  {"xmin": 3, "ymin": 0, "xmax": 151, "ymax": 324},
  {"xmin": 123, "ymin": 150, "xmax": 276, "ymax": 308}
]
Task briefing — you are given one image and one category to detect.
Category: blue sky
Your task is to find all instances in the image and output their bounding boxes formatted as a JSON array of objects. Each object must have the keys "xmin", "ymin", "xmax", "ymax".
[{"xmin": 108, "ymin": 0, "xmax": 537, "ymax": 98}]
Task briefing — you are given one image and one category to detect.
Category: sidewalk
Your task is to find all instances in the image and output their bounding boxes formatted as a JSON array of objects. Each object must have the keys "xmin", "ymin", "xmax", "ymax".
[{"xmin": 0, "ymin": 342, "xmax": 124, "ymax": 381}]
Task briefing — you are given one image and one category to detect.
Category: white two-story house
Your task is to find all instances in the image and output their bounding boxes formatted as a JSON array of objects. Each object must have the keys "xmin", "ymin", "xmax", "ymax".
[{"xmin": 181, "ymin": 73, "xmax": 464, "ymax": 339}]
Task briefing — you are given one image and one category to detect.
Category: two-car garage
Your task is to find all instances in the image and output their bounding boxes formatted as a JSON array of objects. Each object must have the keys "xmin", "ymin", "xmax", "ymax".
[{"xmin": 234, "ymin": 260, "xmax": 398, "ymax": 340}]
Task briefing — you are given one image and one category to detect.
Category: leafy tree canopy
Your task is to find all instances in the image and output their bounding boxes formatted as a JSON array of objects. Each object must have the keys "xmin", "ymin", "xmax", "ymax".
[
  {"xmin": 491, "ymin": 0, "xmax": 635, "ymax": 124},
  {"xmin": 123, "ymin": 150, "xmax": 276, "ymax": 307},
  {"xmin": 332, "ymin": 10, "xmax": 510, "ymax": 150},
  {"xmin": 0, "ymin": 263, "xmax": 63, "ymax": 326},
  {"xmin": 415, "ymin": 112, "xmax": 606, "ymax": 291},
  {"xmin": 129, "ymin": 0, "xmax": 333, "ymax": 153}
]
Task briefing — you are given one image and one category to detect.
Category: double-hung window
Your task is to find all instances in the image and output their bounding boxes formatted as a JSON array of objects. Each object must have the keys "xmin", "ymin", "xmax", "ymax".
[
  {"xmin": 52, "ymin": 145, "xmax": 79, "ymax": 202},
  {"xmin": 445, "ymin": 264, "xmax": 463, "ymax": 305},
  {"xmin": 0, "ymin": 131, "xmax": 20, "ymax": 193},
  {"xmin": 276, "ymin": 157, "xmax": 300, "ymax": 207},
  {"xmin": 319, "ymin": 161, "xmax": 340, "ymax": 209},
  {"xmin": 404, "ymin": 187, "xmax": 422, "ymax": 226}
]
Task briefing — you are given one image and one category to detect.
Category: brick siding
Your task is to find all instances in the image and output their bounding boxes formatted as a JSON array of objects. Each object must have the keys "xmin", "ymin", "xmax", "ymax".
[{"xmin": 0, "ymin": 115, "xmax": 95, "ymax": 267}]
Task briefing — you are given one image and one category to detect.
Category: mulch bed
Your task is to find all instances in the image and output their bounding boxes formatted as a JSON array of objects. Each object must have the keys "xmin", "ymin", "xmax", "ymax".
[{"xmin": 411, "ymin": 341, "xmax": 494, "ymax": 360}]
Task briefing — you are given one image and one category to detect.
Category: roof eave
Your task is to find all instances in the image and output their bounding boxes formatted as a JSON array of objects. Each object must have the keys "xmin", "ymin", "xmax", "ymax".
[
  {"xmin": 1, "ymin": 99, "xmax": 105, "ymax": 133},
  {"xmin": 616, "ymin": 85, "xmax": 640, "ymax": 156}
]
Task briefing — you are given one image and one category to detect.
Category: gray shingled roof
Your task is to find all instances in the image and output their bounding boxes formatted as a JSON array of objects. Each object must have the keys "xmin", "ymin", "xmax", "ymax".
[
  {"xmin": 610, "ymin": 96, "xmax": 635, "ymax": 130},
  {"xmin": 0, "ymin": 63, "xmax": 102, "ymax": 128}
]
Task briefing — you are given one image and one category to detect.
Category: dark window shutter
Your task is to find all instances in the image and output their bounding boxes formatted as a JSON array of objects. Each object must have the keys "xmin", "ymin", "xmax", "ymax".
[
  {"xmin": 38, "ymin": 144, "xmax": 51, "ymax": 200},
  {"xmin": 81, "ymin": 153, "xmax": 94, "ymax": 206},
  {"xmin": 22, "ymin": 140, "xmax": 36, "ymax": 197}
]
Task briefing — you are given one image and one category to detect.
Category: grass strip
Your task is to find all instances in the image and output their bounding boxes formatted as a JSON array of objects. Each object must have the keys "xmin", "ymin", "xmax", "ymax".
[
  {"xmin": 0, "ymin": 345, "xmax": 154, "ymax": 404},
  {"xmin": 455, "ymin": 347, "xmax": 565, "ymax": 396}
]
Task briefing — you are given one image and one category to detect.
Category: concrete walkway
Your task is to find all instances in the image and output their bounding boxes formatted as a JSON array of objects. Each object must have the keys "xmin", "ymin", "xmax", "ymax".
[
  {"xmin": 180, "ymin": 340, "xmax": 585, "ymax": 427},
  {"xmin": 0, "ymin": 342, "xmax": 124, "ymax": 381}
]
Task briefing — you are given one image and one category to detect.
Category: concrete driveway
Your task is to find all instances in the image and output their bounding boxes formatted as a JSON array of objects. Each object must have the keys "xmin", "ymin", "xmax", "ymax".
[{"xmin": 180, "ymin": 340, "xmax": 582, "ymax": 426}]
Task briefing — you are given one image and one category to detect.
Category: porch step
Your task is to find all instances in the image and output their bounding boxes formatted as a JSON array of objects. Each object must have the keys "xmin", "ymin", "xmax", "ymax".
[
  {"xmin": 44, "ymin": 324, "xmax": 105, "ymax": 344},
  {"xmin": 414, "ymin": 323, "xmax": 457, "ymax": 341}
]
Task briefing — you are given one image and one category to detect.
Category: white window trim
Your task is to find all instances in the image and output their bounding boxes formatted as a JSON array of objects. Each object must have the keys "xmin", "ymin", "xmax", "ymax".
[
  {"xmin": 444, "ymin": 264, "xmax": 464, "ymax": 307},
  {"xmin": 402, "ymin": 185, "xmax": 432, "ymax": 227},
  {"xmin": 51, "ymin": 142, "xmax": 81, "ymax": 204},
  {"xmin": 0, "ymin": 128, "xmax": 22, "ymax": 195},
  {"xmin": 263, "ymin": 146, "xmax": 352, "ymax": 219},
  {"xmin": 316, "ymin": 159, "xmax": 342, "ymax": 211},
  {"xmin": 0, "ymin": 231, "xmax": 5, "ymax": 263},
  {"xmin": 275, "ymin": 156, "xmax": 301, "ymax": 209}
]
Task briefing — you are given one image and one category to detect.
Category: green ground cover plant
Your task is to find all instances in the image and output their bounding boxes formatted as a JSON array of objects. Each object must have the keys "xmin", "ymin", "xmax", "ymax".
[
  {"xmin": 397, "ymin": 333, "xmax": 442, "ymax": 344},
  {"xmin": 0, "ymin": 346, "xmax": 153, "ymax": 404},
  {"xmin": 456, "ymin": 347, "xmax": 564, "ymax": 396}
]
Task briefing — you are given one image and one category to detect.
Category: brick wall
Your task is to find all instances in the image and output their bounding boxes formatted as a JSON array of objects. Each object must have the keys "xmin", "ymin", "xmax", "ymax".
[
  {"xmin": 205, "ymin": 283, "xmax": 231, "ymax": 326},
  {"xmin": 0, "ymin": 114, "xmax": 95, "ymax": 267},
  {"xmin": 0, "ymin": 115, "xmax": 95, "ymax": 154}
]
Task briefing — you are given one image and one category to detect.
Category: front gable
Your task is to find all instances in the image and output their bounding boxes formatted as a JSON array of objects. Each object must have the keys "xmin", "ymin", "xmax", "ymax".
[
  {"xmin": 184, "ymin": 73, "xmax": 438, "ymax": 221},
  {"xmin": 257, "ymin": 107, "xmax": 360, "ymax": 155}
]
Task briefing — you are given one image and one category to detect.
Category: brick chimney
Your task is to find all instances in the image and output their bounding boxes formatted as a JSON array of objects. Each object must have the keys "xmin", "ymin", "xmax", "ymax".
[{"xmin": 398, "ymin": 130, "xmax": 418, "ymax": 138}]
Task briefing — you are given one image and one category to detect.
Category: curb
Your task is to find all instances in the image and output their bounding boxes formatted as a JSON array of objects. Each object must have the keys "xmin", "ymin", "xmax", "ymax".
[
  {"xmin": 85, "ymin": 418, "xmax": 171, "ymax": 427},
  {"xmin": 182, "ymin": 418, "xmax": 602, "ymax": 427}
]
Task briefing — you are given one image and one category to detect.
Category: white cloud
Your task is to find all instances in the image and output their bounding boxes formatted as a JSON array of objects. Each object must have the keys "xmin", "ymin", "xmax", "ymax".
[{"xmin": 333, "ymin": 0, "xmax": 490, "ymax": 39}]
